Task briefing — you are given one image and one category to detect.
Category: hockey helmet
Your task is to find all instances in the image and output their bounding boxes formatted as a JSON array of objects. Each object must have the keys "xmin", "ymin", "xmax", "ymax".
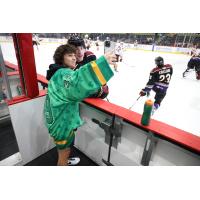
[
  {"xmin": 155, "ymin": 56, "xmax": 164, "ymax": 67},
  {"xmin": 68, "ymin": 35, "xmax": 86, "ymax": 48}
]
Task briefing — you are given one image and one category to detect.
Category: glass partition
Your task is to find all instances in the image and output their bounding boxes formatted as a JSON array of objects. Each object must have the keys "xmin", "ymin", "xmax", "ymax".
[
  {"xmin": 0, "ymin": 34, "xmax": 24, "ymax": 105},
  {"xmin": 0, "ymin": 35, "xmax": 20, "ymax": 163},
  {"xmin": 32, "ymin": 33, "xmax": 199, "ymax": 138}
]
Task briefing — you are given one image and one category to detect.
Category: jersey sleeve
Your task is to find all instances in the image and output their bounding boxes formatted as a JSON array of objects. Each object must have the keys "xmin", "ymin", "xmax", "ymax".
[{"xmin": 61, "ymin": 56, "xmax": 113, "ymax": 101}]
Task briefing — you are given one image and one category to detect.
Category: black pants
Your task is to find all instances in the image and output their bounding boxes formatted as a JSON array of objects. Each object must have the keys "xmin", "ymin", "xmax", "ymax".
[
  {"xmin": 153, "ymin": 88, "xmax": 166, "ymax": 105},
  {"xmin": 187, "ymin": 59, "xmax": 195, "ymax": 70}
]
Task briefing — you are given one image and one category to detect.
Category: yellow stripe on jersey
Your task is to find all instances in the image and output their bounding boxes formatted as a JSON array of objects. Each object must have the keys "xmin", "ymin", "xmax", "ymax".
[
  {"xmin": 54, "ymin": 140, "xmax": 67, "ymax": 145},
  {"xmin": 91, "ymin": 61, "xmax": 106, "ymax": 85}
]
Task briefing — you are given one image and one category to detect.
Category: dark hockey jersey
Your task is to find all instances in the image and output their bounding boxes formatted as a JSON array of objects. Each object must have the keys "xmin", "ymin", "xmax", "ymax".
[
  {"xmin": 75, "ymin": 51, "xmax": 96, "ymax": 70},
  {"xmin": 144, "ymin": 64, "xmax": 173, "ymax": 93}
]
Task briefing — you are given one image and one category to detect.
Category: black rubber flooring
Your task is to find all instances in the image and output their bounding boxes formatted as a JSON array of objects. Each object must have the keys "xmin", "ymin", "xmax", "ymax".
[
  {"xmin": 0, "ymin": 118, "xmax": 19, "ymax": 161},
  {"xmin": 26, "ymin": 146, "xmax": 98, "ymax": 166}
]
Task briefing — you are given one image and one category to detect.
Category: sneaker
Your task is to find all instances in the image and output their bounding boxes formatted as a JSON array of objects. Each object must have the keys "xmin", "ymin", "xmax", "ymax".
[{"xmin": 67, "ymin": 157, "xmax": 80, "ymax": 166}]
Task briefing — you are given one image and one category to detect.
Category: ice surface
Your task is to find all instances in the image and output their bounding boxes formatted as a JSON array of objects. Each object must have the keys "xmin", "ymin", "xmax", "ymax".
[{"xmin": 1, "ymin": 42, "xmax": 199, "ymax": 137}]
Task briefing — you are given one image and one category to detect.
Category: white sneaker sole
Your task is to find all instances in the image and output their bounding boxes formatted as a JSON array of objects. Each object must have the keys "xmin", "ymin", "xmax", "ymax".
[{"xmin": 68, "ymin": 157, "xmax": 80, "ymax": 166}]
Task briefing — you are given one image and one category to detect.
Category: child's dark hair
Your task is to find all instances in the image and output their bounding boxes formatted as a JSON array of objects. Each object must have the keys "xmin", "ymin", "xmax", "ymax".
[{"xmin": 53, "ymin": 44, "xmax": 76, "ymax": 65}]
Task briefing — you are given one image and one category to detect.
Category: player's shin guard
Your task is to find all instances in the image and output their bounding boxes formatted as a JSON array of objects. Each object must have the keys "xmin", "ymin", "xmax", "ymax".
[{"xmin": 151, "ymin": 103, "xmax": 160, "ymax": 115}]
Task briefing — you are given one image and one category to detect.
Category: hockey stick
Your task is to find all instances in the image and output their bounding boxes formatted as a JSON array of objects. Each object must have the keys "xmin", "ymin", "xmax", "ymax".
[
  {"xmin": 106, "ymin": 97, "xmax": 110, "ymax": 102},
  {"xmin": 128, "ymin": 96, "xmax": 141, "ymax": 110}
]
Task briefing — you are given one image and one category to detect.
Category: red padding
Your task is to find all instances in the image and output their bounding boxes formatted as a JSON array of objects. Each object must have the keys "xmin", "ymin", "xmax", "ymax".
[
  {"xmin": 7, "ymin": 71, "xmax": 19, "ymax": 76},
  {"xmin": 84, "ymin": 98, "xmax": 200, "ymax": 153},
  {"xmin": 37, "ymin": 74, "xmax": 48, "ymax": 84},
  {"xmin": 7, "ymin": 95, "xmax": 30, "ymax": 105},
  {"xmin": 13, "ymin": 34, "xmax": 39, "ymax": 98},
  {"xmin": 5, "ymin": 61, "xmax": 19, "ymax": 71}
]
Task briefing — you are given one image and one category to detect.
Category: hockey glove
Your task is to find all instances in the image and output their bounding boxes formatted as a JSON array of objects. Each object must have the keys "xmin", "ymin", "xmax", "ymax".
[
  {"xmin": 89, "ymin": 85, "xmax": 109, "ymax": 99},
  {"xmin": 98, "ymin": 85, "xmax": 109, "ymax": 99},
  {"xmin": 139, "ymin": 89, "xmax": 150, "ymax": 97}
]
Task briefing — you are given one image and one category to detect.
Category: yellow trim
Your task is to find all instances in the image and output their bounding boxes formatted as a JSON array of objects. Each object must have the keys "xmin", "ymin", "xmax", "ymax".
[
  {"xmin": 54, "ymin": 140, "xmax": 67, "ymax": 145},
  {"xmin": 91, "ymin": 61, "xmax": 106, "ymax": 85}
]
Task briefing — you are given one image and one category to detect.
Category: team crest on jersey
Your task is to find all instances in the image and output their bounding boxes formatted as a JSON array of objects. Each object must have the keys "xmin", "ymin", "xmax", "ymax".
[{"xmin": 64, "ymin": 74, "xmax": 72, "ymax": 88}]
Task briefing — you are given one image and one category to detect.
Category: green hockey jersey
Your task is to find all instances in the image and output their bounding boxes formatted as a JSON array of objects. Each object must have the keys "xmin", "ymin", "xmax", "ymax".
[{"xmin": 44, "ymin": 56, "xmax": 114, "ymax": 142}]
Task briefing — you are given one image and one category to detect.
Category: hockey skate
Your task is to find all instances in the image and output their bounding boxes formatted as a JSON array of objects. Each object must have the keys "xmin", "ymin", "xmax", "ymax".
[
  {"xmin": 151, "ymin": 103, "xmax": 159, "ymax": 116},
  {"xmin": 182, "ymin": 70, "xmax": 188, "ymax": 78},
  {"xmin": 183, "ymin": 69, "xmax": 194, "ymax": 78}
]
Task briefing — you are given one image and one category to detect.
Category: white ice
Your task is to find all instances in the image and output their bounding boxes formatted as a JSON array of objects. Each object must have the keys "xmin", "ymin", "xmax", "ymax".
[{"xmin": 1, "ymin": 42, "xmax": 200, "ymax": 137}]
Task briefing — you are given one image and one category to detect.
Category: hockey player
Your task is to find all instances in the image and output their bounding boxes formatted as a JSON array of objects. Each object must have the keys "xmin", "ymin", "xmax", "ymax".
[
  {"xmin": 134, "ymin": 40, "xmax": 138, "ymax": 48},
  {"xmin": 113, "ymin": 41, "xmax": 124, "ymax": 72},
  {"xmin": 139, "ymin": 56, "xmax": 173, "ymax": 114},
  {"xmin": 67, "ymin": 35, "xmax": 96, "ymax": 69},
  {"xmin": 183, "ymin": 54, "xmax": 200, "ymax": 80},
  {"xmin": 104, "ymin": 37, "xmax": 111, "ymax": 54},
  {"xmin": 84, "ymin": 34, "xmax": 89, "ymax": 39},
  {"xmin": 84, "ymin": 34, "xmax": 91, "ymax": 50},
  {"xmin": 95, "ymin": 36, "xmax": 100, "ymax": 51},
  {"xmin": 67, "ymin": 35, "xmax": 109, "ymax": 98},
  {"xmin": 104, "ymin": 37, "xmax": 111, "ymax": 48},
  {"xmin": 115, "ymin": 42, "xmax": 124, "ymax": 62},
  {"xmin": 190, "ymin": 45, "xmax": 198, "ymax": 56},
  {"xmin": 44, "ymin": 44, "xmax": 116, "ymax": 166},
  {"xmin": 32, "ymin": 34, "xmax": 41, "ymax": 50}
]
